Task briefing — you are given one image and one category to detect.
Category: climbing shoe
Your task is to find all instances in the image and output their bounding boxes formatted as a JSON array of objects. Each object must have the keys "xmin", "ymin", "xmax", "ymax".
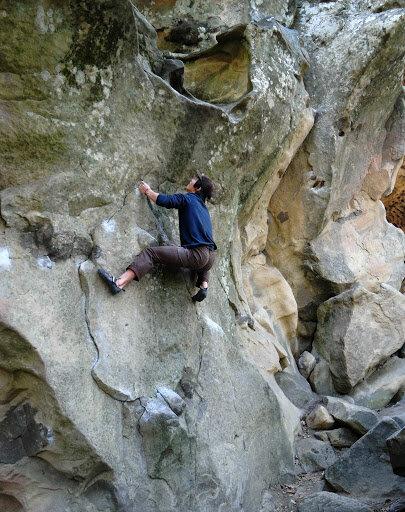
[
  {"xmin": 192, "ymin": 287, "xmax": 208, "ymax": 302},
  {"xmin": 97, "ymin": 268, "xmax": 124, "ymax": 295}
]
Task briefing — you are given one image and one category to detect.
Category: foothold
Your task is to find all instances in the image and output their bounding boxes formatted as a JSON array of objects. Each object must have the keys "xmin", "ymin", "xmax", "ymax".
[{"xmin": 277, "ymin": 211, "xmax": 289, "ymax": 223}]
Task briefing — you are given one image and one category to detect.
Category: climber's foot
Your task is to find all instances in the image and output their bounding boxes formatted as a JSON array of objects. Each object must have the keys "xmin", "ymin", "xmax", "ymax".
[
  {"xmin": 97, "ymin": 268, "xmax": 125, "ymax": 295},
  {"xmin": 192, "ymin": 287, "xmax": 208, "ymax": 302}
]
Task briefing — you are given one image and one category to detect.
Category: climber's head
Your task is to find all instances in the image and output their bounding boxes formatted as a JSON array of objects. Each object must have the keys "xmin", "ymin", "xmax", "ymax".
[{"xmin": 186, "ymin": 174, "xmax": 214, "ymax": 201}]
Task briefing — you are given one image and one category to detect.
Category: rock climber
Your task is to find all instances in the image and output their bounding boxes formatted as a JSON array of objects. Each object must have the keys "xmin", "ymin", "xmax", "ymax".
[{"xmin": 97, "ymin": 174, "xmax": 217, "ymax": 302}]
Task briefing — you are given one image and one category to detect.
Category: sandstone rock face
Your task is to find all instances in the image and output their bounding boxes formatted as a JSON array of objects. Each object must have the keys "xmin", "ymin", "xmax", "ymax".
[{"xmin": 0, "ymin": 0, "xmax": 404, "ymax": 510}]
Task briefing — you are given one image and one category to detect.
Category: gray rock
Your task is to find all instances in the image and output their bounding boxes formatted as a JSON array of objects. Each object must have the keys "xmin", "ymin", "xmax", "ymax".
[
  {"xmin": 387, "ymin": 426, "xmax": 405, "ymax": 477},
  {"xmin": 325, "ymin": 418, "xmax": 405, "ymax": 501},
  {"xmin": 350, "ymin": 356, "xmax": 405, "ymax": 409},
  {"xmin": 309, "ymin": 356, "xmax": 338, "ymax": 396},
  {"xmin": 0, "ymin": 0, "xmax": 404, "ymax": 510},
  {"xmin": 295, "ymin": 437, "xmax": 336, "ymax": 473},
  {"xmin": 156, "ymin": 386, "xmax": 186, "ymax": 416},
  {"xmin": 298, "ymin": 351, "xmax": 316, "ymax": 379},
  {"xmin": 324, "ymin": 396, "xmax": 378, "ymax": 434},
  {"xmin": 305, "ymin": 405, "xmax": 335, "ymax": 430},
  {"xmin": 314, "ymin": 428, "xmax": 358, "ymax": 448},
  {"xmin": 298, "ymin": 491, "xmax": 372, "ymax": 512},
  {"xmin": 314, "ymin": 285, "xmax": 405, "ymax": 393},
  {"xmin": 275, "ymin": 369, "xmax": 318, "ymax": 409},
  {"xmin": 388, "ymin": 498, "xmax": 405, "ymax": 512},
  {"xmin": 379, "ymin": 399, "xmax": 405, "ymax": 428}
]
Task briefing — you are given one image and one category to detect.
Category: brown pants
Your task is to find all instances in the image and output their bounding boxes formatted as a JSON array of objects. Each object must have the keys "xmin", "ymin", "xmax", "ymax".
[{"xmin": 127, "ymin": 245, "xmax": 216, "ymax": 286}]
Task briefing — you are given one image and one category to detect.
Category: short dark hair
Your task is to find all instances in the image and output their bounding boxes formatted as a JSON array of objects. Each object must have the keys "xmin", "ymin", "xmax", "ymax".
[{"xmin": 194, "ymin": 174, "xmax": 214, "ymax": 201}]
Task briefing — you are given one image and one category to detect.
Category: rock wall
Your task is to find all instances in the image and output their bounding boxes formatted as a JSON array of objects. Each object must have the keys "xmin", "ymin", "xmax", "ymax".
[{"xmin": 0, "ymin": 1, "xmax": 404, "ymax": 511}]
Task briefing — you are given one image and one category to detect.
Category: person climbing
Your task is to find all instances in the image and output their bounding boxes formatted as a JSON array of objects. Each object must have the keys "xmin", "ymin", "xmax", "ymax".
[{"xmin": 97, "ymin": 174, "xmax": 217, "ymax": 302}]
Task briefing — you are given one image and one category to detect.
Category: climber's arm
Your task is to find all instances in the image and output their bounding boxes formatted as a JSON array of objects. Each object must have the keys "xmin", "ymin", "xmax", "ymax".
[
  {"xmin": 155, "ymin": 193, "xmax": 187, "ymax": 209},
  {"xmin": 139, "ymin": 181, "xmax": 187, "ymax": 208}
]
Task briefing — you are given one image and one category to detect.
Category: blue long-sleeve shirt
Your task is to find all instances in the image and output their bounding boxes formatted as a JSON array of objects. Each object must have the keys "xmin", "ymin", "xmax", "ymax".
[{"xmin": 156, "ymin": 192, "xmax": 217, "ymax": 250}]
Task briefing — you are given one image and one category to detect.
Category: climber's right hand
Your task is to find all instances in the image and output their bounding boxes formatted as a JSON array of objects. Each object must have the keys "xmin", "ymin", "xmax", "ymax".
[{"xmin": 139, "ymin": 181, "xmax": 151, "ymax": 195}]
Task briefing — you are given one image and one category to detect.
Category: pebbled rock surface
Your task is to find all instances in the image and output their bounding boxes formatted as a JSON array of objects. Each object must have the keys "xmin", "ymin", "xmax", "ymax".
[{"xmin": 0, "ymin": 0, "xmax": 404, "ymax": 510}]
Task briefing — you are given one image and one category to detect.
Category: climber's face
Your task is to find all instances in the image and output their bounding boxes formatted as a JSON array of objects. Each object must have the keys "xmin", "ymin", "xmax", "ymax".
[{"xmin": 186, "ymin": 177, "xmax": 201, "ymax": 193}]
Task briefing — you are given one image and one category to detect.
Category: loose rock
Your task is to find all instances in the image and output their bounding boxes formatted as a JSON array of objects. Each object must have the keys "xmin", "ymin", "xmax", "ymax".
[
  {"xmin": 324, "ymin": 396, "xmax": 378, "ymax": 434},
  {"xmin": 305, "ymin": 405, "xmax": 335, "ymax": 430},
  {"xmin": 298, "ymin": 351, "xmax": 316, "ymax": 379}
]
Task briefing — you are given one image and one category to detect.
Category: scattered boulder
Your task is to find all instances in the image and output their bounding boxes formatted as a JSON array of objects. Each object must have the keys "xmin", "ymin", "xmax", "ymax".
[
  {"xmin": 387, "ymin": 426, "xmax": 405, "ymax": 477},
  {"xmin": 298, "ymin": 351, "xmax": 316, "ymax": 379},
  {"xmin": 308, "ymin": 357, "xmax": 337, "ymax": 396},
  {"xmin": 275, "ymin": 369, "xmax": 318, "ymax": 409},
  {"xmin": 314, "ymin": 428, "xmax": 358, "ymax": 448},
  {"xmin": 324, "ymin": 396, "xmax": 378, "ymax": 434},
  {"xmin": 305, "ymin": 405, "xmax": 335, "ymax": 430},
  {"xmin": 298, "ymin": 491, "xmax": 373, "ymax": 512},
  {"xmin": 325, "ymin": 418, "xmax": 405, "ymax": 501},
  {"xmin": 314, "ymin": 284, "xmax": 405, "ymax": 393},
  {"xmin": 295, "ymin": 437, "xmax": 336, "ymax": 473},
  {"xmin": 350, "ymin": 356, "xmax": 405, "ymax": 410}
]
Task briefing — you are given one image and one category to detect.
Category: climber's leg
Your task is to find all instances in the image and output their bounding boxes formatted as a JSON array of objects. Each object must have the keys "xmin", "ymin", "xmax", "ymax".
[
  {"xmin": 126, "ymin": 245, "xmax": 185, "ymax": 282},
  {"xmin": 126, "ymin": 245, "xmax": 210, "ymax": 281},
  {"xmin": 192, "ymin": 250, "xmax": 216, "ymax": 302},
  {"xmin": 98, "ymin": 245, "xmax": 213, "ymax": 296}
]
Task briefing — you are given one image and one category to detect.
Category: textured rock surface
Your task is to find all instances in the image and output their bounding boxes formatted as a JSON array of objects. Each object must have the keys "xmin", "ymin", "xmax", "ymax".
[
  {"xmin": 298, "ymin": 351, "xmax": 316, "ymax": 379},
  {"xmin": 0, "ymin": 0, "xmax": 404, "ymax": 510},
  {"xmin": 295, "ymin": 437, "xmax": 336, "ymax": 474},
  {"xmin": 314, "ymin": 428, "xmax": 358, "ymax": 449},
  {"xmin": 387, "ymin": 425, "xmax": 405, "ymax": 477},
  {"xmin": 325, "ymin": 418, "xmax": 405, "ymax": 502},
  {"xmin": 324, "ymin": 396, "xmax": 379, "ymax": 435},
  {"xmin": 298, "ymin": 491, "xmax": 373, "ymax": 512},
  {"xmin": 305, "ymin": 405, "xmax": 335, "ymax": 430},
  {"xmin": 314, "ymin": 284, "xmax": 405, "ymax": 393},
  {"xmin": 350, "ymin": 356, "xmax": 405, "ymax": 409}
]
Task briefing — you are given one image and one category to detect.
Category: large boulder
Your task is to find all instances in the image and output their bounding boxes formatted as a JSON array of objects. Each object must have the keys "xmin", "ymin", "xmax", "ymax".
[
  {"xmin": 313, "ymin": 284, "xmax": 405, "ymax": 393},
  {"xmin": 325, "ymin": 418, "xmax": 405, "ymax": 503},
  {"xmin": 350, "ymin": 356, "xmax": 405, "ymax": 409}
]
